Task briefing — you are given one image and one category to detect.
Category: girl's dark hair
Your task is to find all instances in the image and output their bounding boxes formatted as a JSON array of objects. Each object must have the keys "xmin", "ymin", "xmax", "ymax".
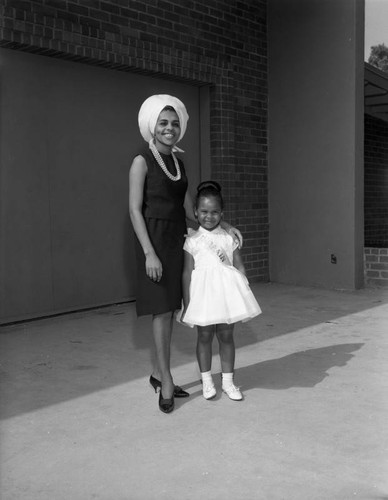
[{"xmin": 195, "ymin": 180, "xmax": 223, "ymax": 209}]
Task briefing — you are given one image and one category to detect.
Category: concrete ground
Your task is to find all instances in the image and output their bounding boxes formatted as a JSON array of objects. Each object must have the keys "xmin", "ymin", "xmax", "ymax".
[{"xmin": 0, "ymin": 282, "xmax": 387, "ymax": 500}]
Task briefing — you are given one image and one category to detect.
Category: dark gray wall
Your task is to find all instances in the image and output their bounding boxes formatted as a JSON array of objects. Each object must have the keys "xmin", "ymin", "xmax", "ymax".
[
  {"xmin": 268, "ymin": 0, "xmax": 364, "ymax": 289},
  {"xmin": 0, "ymin": 49, "xmax": 202, "ymax": 323}
]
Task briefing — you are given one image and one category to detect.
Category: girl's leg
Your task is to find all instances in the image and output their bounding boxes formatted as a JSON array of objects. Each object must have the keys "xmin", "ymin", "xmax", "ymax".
[
  {"xmin": 151, "ymin": 311, "xmax": 174, "ymax": 399},
  {"xmin": 197, "ymin": 326, "xmax": 217, "ymax": 399},
  {"xmin": 196, "ymin": 325, "xmax": 215, "ymax": 372},
  {"xmin": 216, "ymin": 324, "xmax": 235, "ymax": 374},
  {"xmin": 216, "ymin": 324, "xmax": 243, "ymax": 401}
]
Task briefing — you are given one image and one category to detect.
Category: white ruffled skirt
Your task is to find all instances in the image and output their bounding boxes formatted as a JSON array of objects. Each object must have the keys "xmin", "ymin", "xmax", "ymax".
[{"xmin": 178, "ymin": 265, "xmax": 262, "ymax": 327}]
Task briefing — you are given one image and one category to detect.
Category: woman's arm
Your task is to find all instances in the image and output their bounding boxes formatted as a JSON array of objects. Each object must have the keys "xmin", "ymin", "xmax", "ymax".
[
  {"xmin": 233, "ymin": 247, "xmax": 246, "ymax": 275},
  {"xmin": 129, "ymin": 155, "xmax": 163, "ymax": 282},
  {"xmin": 183, "ymin": 190, "xmax": 197, "ymax": 226},
  {"xmin": 181, "ymin": 249, "xmax": 194, "ymax": 320}
]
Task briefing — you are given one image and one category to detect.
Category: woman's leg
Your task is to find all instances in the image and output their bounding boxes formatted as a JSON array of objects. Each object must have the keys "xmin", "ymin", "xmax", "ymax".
[
  {"xmin": 151, "ymin": 311, "xmax": 174, "ymax": 399},
  {"xmin": 196, "ymin": 325, "xmax": 215, "ymax": 372},
  {"xmin": 216, "ymin": 324, "xmax": 235, "ymax": 374}
]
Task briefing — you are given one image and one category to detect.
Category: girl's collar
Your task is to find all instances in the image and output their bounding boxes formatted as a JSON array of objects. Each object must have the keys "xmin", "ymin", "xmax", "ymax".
[{"xmin": 198, "ymin": 225, "xmax": 223, "ymax": 234}]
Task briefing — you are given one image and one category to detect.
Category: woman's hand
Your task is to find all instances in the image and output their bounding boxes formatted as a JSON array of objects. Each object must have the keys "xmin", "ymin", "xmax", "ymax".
[
  {"xmin": 221, "ymin": 221, "xmax": 243, "ymax": 249},
  {"xmin": 229, "ymin": 227, "xmax": 243, "ymax": 249},
  {"xmin": 145, "ymin": 252, "xmax": 163, "ymax": 282}
]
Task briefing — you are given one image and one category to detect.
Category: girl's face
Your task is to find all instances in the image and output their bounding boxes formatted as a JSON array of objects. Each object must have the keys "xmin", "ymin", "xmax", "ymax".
[
  {"xmin": 195, "ymin": 196, "xmax": 223, "ymax": 231},
  {"xmin": 154, "ymin": 109, "xmax": 181, "ymax": 153}
]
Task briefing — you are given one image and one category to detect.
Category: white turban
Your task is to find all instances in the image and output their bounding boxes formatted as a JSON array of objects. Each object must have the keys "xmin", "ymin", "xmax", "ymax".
[{"xmin": 138, "ymin": 95, "xmax": 189, "ymax": 148}]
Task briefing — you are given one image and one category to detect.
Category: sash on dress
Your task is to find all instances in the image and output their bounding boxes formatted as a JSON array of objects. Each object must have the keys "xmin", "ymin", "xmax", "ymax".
[
  {"xmin": 198, "ymin": 232, "xmax": 249, "ymax": 286},
  {"xmin": 199, "ymin": 232, "xmax": 232, "ymax": 266}
]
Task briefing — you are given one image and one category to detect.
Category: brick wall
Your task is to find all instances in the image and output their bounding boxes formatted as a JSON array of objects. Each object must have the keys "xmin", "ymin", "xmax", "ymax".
[
  {"xmin": 364, "ymin": 247, "xmax": 388, "ymax": 287},
  {"xmin": 364, "ymin": 113, "xmax": 388, "ymax": 248},
  {"xmin": 0, "ymin": 0, "xmax": 268, "ymax": 281}
]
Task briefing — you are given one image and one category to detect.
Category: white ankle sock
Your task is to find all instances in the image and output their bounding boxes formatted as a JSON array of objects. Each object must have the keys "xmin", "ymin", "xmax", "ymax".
[
  {"xmin": 201, "ymin": 370, "xmax": 213, "ymax": 385},
  {"xmin": 222, "ymin": 372, "xmax": 234, "ymax": 388}
]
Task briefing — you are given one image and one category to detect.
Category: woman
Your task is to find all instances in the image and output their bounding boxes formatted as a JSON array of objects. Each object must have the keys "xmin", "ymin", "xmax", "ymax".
[{"xmin": 129, "ymin": 94, "xmax": 241, "ymax": 414}]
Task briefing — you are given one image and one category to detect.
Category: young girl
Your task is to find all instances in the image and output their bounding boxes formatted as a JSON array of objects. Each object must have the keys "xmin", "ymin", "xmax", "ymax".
[{"xmin": 179, "ymin": 181, "xmax": 262, "ymax": 401}]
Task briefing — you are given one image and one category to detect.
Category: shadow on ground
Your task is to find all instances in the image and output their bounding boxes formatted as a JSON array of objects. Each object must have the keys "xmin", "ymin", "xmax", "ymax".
[
  {"xmin": 179, "ymin": 343, "xmax": 364, "ymax": 402},
  {"xmin": 235, "ymin": 343, "xmax": 364, "ymax": 390},
  {"xmin": 0, "ymin": 282, "xmax": 386, "ymax": 419}
]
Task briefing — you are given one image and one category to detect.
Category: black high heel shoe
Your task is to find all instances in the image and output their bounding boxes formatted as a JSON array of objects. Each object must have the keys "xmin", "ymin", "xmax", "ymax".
[
  {"xmin": 149, "ymin": 375, "xmax": 189, "ymax": 398},
  {"xmin": 158, "ymin": 391, "xmax": 174, "ymax": 414}
]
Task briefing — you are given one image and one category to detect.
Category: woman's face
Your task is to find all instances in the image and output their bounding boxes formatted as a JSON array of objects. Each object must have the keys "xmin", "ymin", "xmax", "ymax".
[{"xmin": 154, "ymin": 109, "xmax": 181, "ymax": 152}]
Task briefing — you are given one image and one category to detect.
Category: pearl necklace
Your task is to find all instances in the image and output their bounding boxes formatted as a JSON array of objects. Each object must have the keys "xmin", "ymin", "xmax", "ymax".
[{"xmin": 149, "ymin": 141, "xmax": 181, "ymax": 182}]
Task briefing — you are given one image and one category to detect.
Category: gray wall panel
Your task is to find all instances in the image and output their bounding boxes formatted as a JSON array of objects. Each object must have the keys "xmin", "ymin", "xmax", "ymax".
[{"xmin": 0, "ymin": 49, "xmax": 202, "ymax": 322}]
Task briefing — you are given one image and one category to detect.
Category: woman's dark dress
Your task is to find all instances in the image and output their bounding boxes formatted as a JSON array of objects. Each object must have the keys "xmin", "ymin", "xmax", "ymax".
[{"xmin": 134, "ymin": 147, "xmax": 188, "ymax": 316}]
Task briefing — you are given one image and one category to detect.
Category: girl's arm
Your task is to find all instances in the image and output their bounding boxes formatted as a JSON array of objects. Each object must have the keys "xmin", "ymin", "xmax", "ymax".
[
  {"xmin": 129, "ymin": 155, "xmax": 163, "ymax": 282},
  {"xmin": 233, "ymin": 247, "xmax": 246, "ymax": 276},
  {"xmin": 181, "ymin": 249, "xmax": 194, "ymax": 320}
]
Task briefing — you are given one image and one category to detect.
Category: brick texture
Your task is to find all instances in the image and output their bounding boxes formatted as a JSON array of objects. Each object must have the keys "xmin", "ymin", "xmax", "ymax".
[
  {"xmin": 0, "ymin": 0, "xmax": 269, "ymax": 281},
  {"xmin": 364, "ymin": 247, "xmax": 388, "ymax": 287},
  {"xmin": 364, "ymin": 114, "xmax": 388, "ymax": 248}
]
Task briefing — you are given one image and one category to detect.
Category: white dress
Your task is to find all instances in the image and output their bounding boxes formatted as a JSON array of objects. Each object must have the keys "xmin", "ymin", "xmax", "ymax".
[{"xmin": 179, "ymin": 226, "xmax": 262, "ymax": 327}]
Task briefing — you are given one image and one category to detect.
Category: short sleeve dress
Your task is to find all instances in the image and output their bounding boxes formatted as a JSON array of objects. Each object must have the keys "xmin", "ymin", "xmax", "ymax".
[
  {"xmin": 133, "ymin": 147, "xmax": 188, "ymax": 316},
  {"xmin": 180, "ymin": 226, "xmax": 262, "ymax": 327}
]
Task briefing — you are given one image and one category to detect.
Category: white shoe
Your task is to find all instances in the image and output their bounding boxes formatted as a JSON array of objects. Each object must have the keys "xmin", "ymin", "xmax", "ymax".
[
  {"xmin": 203, "ymin": 382, "xmax": 216, "ymax": 400},
  {"xmin": 222, "ymin": 384, "xmax": 243, "ymax": 401}
]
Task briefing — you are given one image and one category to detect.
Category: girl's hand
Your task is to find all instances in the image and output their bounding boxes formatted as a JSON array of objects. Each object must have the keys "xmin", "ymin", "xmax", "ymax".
[
  {"xmin": 179, "ymin": 308, "xmax": 189, "ymax": 326},
  {"xmin": 145, "ymin": 252, "xmax": 163, "ymax": 282}
]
